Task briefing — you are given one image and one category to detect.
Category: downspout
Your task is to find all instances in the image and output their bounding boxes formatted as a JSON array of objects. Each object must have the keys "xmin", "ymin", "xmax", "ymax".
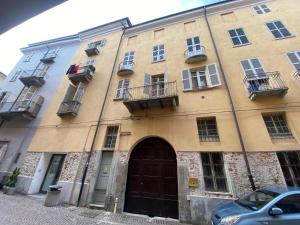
[
  {"xmin": 77, "ymin": 24, "xmax": 127, "ymax": 206},
  {"xmin": 204, "ymin": 6, "xmax": 256, "ymax": 191}
]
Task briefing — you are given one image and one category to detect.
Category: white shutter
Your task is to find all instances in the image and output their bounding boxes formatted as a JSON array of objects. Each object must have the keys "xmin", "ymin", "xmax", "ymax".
[
  {"xmin": 116, "ymin": 80, "xmax": 123, "ymax": 99},
  {"xmin": 181, "ymin": 69, "xmax": 192, "ymax": 91},
  {"xmin": 164, "ymin": 73, "xmax": 168, "ymax": 95},
  {"xmin": 36, "ymin": 63, "xmax": 49, "ymax": 77},
  {"xmin": 19, "ymin": 86, "xmax": 37, "ymax": 102},
  {"xmin": 206, "ymin": 63, "xmax": 221, "ymax": 88},
  {"xmin": 73, "ymin": 82, "xmax": 85, "ymax": 102},
  {"xmin": 123, "ymin": 79, "xmax": 130, "ymax": 99},
  {"xmin": 144, "ymin": 73, "xmax": 151, "ymax": 95}
]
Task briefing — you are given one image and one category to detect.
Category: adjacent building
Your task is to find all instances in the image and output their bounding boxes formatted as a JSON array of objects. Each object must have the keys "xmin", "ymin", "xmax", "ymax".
[
  {"xmin": 0, "ymin": 35, "xmax": 80, "ymax": 191},
  {"xmin": 0, "ymin": 71, "xmax": 6, "ymax": 84},
  {"xmin": 1, "ymin": 0, "xmax": 300, "ymax": 225}
]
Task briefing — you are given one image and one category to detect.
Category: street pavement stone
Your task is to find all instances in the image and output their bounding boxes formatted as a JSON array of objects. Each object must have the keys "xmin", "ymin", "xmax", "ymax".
[{"xmin": 0, "ymin": 193, "xmax": 189, "ymax": 225}]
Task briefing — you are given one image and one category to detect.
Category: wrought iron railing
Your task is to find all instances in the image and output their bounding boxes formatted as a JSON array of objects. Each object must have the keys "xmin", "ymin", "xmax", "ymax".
[
  {"xmin": 118, "ymin": 61, "xmax": 134, "ymax": 72},
  {"xmin": 184, "ymin": 46, "xmax": 206, "ymax": 60},
  {"xmin": 293, "ymin": 70, "xmax": 300, "ymax": 81},
  {"xmin": 19, "ymin": 69, "xmax": 47, "ymax": 79},
  {"xmin": 243, "ymin": 71, "xmax": 288, "ymax": 95},
  {"xmin": 42, "ymin": 52, "xmax": 57, "ymax": 60},
  {"xmin": 123, "ymin": 81, "xmax": 178, "ymax": 102},
  {"xmin": 0, "ymin": 99, "xmax": 42, "ymax": 117},
  {"xmin": 57, "ymin": 100, "xmax": 81, "ymax": 116}
]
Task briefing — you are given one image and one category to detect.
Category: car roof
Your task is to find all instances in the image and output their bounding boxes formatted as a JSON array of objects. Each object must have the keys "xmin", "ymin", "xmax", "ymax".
[{"xmin": 261, "ymin": 186, "xmax": 300, "ymax": 194}]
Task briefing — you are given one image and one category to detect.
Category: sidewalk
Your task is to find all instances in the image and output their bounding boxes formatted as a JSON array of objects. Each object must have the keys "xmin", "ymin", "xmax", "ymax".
[{"xmin": 0, "ymin": 193, "xmax": 189, "ymax": 225}]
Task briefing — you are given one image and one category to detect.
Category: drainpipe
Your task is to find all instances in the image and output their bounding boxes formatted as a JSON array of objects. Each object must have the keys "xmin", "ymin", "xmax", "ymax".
[
  {"xmin": 76, "ymin": 24, "xmax": 127, "ymax": 207},
  {"xmin": 204, "ymin": 6, "xmax": 256, "ymax": 191}
]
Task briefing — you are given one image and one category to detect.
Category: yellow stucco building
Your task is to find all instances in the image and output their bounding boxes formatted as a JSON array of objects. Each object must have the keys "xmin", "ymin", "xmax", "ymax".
[{"xmin": 18, "ymin": 0, "xmax": 300, "ymax": 224}]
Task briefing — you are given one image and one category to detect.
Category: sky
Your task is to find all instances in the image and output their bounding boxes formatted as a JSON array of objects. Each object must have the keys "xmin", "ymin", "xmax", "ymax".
[{"xmin": 0, "ymin": 0, "xmax": 222, "ymax": 75}]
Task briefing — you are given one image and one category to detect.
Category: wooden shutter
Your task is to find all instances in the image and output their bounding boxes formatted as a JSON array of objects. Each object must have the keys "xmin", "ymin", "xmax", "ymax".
[
  {"xmin": 206, "ymin": 63, "xmax": 221, "ymax": 88},
  {"xmin": 116, "ymin": 80, "xmax": 123, "ymax": 99},
  {"xmin": 73, "ymin": 82, "xmax": 85, "ymax": 102},
  {"xmin": 123, "ymin": 79, "xmax": 130, "ymax": 98},
  {"xmin": 144, "ymin": 73, "xmax": 151, "ymax": 95},
  {"xmin": 63, "ymin": 85, "xmax": 77, "ymax": 102},
  {"xmin": 164, "ymin": 73, "xmax": 168, "ymax": 95},
  {"xmin": 36, "ymin": 63, "xmax": 49, "ymax": 77},
  {"xmin": 19, "ymin": 86, "xmax": 37, "ymax": 102},
  {"xmin": 181, "ymin": 69, "xmax": 192, "ymax": 91}
]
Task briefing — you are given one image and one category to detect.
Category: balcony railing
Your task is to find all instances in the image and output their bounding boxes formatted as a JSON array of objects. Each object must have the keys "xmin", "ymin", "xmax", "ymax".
[
  {"xmin": 293, "ymin": 70, "xmax": 300, "ymax": 82},
  {"xmin": 40, "ymin": 52, "xmax": 57, "ymax": 64},
  {"xmin": 0, "ymin": 96, "xmax": 44, "ymax": 120},
  {"xmin": 243, "ymin": 72, "xmax": 288, "ymax": 100},
  {"xmin": 57, "ymin": 100, "xmax": 80, "ymax": 117},
  {"xmin": 67, "ymin": 65, "xmax": 95, "ymax": 85},
  {"xmin": 184, "ymin": 46, "xmax": 207, "ymax": 64},
  {"xmin": 117, "ymin": 61, "xmax": 134, "ymax": 76},
  {"xmin": 19, "ymin": 69, "xmax": 46, "ymax": 87},
  {"xmin": 85, "ymin": 44, "xmax": 100, "ymax": 56},
  {"xmin": 123, "ymin": 81, "xmax": 179, "ymax": 113}
]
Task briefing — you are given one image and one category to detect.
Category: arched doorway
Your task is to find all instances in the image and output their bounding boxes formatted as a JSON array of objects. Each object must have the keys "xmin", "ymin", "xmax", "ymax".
[{"xmin": 124, "ymin": 137, "xmax": 178, "ymax": 219}]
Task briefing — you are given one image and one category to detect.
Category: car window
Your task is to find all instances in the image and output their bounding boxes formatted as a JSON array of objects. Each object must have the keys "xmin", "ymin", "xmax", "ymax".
[{"xmin": 275, "ymin": 194, "xmax": 300, "ymax": 214}]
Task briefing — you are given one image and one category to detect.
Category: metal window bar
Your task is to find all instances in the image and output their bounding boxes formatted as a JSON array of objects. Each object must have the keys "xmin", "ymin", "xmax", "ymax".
[
  {"xmin": 118, "ymin": 61, "xmax": 134, "ymax": 71},
  {"xmin": 197, "ymin": 118, "xmax": 220, "ymax": 142},
  {"xmin": 263, "ymin": 114, "xmax": 293, "ymax": 139},
  {"xmin": 277, "ymin": 152, "xmax": 300, "ymax": 187},
  {"xmin": 104, "ymin": 126, "xmax": 119, "ymax": 148},
  {"xmin": 201, "ymin": 152, "xmax": 228, "ymax": 192}
]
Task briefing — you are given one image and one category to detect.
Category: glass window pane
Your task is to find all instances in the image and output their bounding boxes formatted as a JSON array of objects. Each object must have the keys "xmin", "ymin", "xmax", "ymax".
[
  {"xmin": 194, "ymin": 37, "xmax": 200, "ymax": 44},
  {"xmin": 228, "ymin": 29, "xmax": 236, "ymax": 37},
  {"xmin": 232, "ymin": 37, "xmax": 241, "ymax": 45},
  {"xmin": 272, "ymin": 30, "xmax": 282, "ymax": 38},
  {"xmin": 267, "ymin": 23, "xmax": 276, "ymax": 30},
  {"xmin": 275, "ymin": 21, "xmax": 284, "ymax": 29},
  {"xmin": 281, "ymin": 28, "xmax": 291, "ymax": 37},
  {"xmin": 240, "ymin": 36, "xmax": 249, "ymax": 44},
  {"xmin": 236, "ymin": 28, "xmax": 245, "ymax": 36}
]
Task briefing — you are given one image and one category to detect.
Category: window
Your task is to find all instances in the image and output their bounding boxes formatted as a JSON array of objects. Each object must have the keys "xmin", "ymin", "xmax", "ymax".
[
  {"xmin": 197, "ymin": 117, "xmax": 220, "ymax": 142},
  {"xmin": 274, "ymin": 194, "xmax": 300, "ymax": 214},
  {"xmin": 181, "ymin": 64, "xmax": 221, "ymax": 91},
  {"xmin": 240, "ymin": 58, "xmax": 265, "ymax": 78},
  {"xmin": 287, "ymin": 51, "xmax": 300, "ymax": 71},
  {"xmin": 263, "ymin": 114, "xmax": 293, "ymax": 139},
  {"xmin": 186, "ymin": 36, "xmax": 201, "ymax": 53},
  {"xmin": 0, "ymin": 91, "xmax": 8, "ymax": 103},
  {"xmin": 116, "ymin": 79, "xmax": 129, "ymax": 99},
  {"xmin": 104, "ymin": 126, "xmax": 119, "ymax": 148},
  {"xmin": 62, "ymin": 82, "xmax": 85, "ymax": 104},
  {"xmin": 254, "ymin": 5, "xmax": 271, "ymax": 14},
  {"xmin": 10, "ymin": 70, "xmax": 22, "ymax": 82},
  {"xmin": 143, "ymin": 73, "xmax": 167, "ymax": 97},
  {"xmin": 201, "ymin": 152, "xmax": 228, "ymax": 192},
  {"xmin": 85, "ymin": 59, "xmax": 95, "ymax": 66},
  {"xmin": 277, "ymin": 152, "xmax": 300, "ymax": 187},
  {"xmin": 123, "ymin": 51, "xmax": 135, "ymax": 65},
  {"xmin": 228, "ymin": 28, "xmax": 250, "ymax": 46},
  {"xmin": 23, "ymin": 53, "xmax": 34, "ymax": 62},
  {"xmin": 266, "ymin": 21, "xmax": 292, "ymax": 39},
  {"xmin": 0, "ymin": 141, "xmax": 9, "ymax": 161},
  {"xmin": 152, "ymin": 44, "xmax": 165, "ymax": 62}
]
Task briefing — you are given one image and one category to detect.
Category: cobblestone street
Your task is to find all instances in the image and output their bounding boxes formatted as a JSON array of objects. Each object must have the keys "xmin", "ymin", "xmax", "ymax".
[{"xmin": 0, "ymin": 193, "xmax": 188, "ymax": 225}]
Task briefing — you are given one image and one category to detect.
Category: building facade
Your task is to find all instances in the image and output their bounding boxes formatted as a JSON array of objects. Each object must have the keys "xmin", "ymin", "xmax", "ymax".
[
  {"xmin": 5, "ymin": 0, "xmax": 300, "ymax": 224},
  {"xmin": 0, "ymin": 72, "xmax": 6, "ymax": 84},
  {"xmin": 0, "ymin": 35, "xmax": 80, "ymax": 191}
]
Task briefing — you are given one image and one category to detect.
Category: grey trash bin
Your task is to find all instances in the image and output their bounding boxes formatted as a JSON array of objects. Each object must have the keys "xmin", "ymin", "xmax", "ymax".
[{"xmin": 44, "ymin": 185, "xmax": 62, "ymax": 207}]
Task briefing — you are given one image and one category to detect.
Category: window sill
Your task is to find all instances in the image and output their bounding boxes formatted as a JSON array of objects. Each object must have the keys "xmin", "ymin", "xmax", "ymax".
[
  {"xmin": 102, "ymin": 147, "xmax": 115, "ymax": 151},
  {"xmin": 152, "ymin": 59, "xmax": 165, "ymax": 64},
  {"xmin": 183, "ymin": 86, "xmax": 212, "ymax": 92},
  {"xmin": 232, "ymin": 42, "xmax": 252, "ymax": 48},
  {"xmin": 271, "ymin": 137, "xmax": 297, "ymax": 144},
  {"xmin": 113, "ymin": 98, "xmax": 124, "ymax": 101},
  {"xmin": 274, "ymin": 35, "xmax": 295, "ymax": 41},
  {"xmin": 204, "ymin": 191, "xmax": 235, "ymax": 199}
]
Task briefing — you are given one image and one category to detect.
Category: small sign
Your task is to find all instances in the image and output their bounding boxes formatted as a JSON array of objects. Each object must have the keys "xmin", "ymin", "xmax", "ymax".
[{"xmin": 188, "ymin": 177, "xmax": 199, "ymax": 187}]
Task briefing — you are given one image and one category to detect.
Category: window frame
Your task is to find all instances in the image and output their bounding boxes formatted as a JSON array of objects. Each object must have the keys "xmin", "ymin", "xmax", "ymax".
[
  {"xmin": 265, "ymin": 20, "xmax": 292, "ymax": 40},
  {"xmin": 197, "ymin": 117, "xmax": 220, "ymax": 142},
  {"xmin": 287, "ymin": 51, "xmax": 300, "ymax": 72},
  {"xmin": 115, "ymin": 79, "xmax": 130, "ymax": 100},
  {"xmin": 10, "ymin": 70, "xmax": 22, "ymax": 82},
  {"xmin": 254, "ymin": 4, "xmax": 271, "ymax": 14},
  {"xmin": 152, "ymin": 44, "xmax": 165, "ymax": 63},
  {"xmin": 201, "ymin": 152, "xmax": 228, "ymax": 192},
  {"xmin": 277, "ymin": 152, "xmax": 300, "ymax": 187},
  {"xmin": 262, "ymin": 113, "xmax": 293, "ymax": 139},
  {"xmin": 240, "ymin": 58, "xmax": 266, "ymax": 79},
  {"xmin": 228, "ymin": 28, "xmax": 250, "ymax": 47},
  {"xmin": 103, "ymin": 126, "xmax": 119, "ymax": 149}
]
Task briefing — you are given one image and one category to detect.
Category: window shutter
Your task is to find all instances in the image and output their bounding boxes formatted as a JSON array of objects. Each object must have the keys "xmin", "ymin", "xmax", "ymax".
[
  {"xmin": 164, "ymin": 73, "xmax": 168, "ymax": 95},
  {"xmin": 18, "ymin": 86, "xmax": 37, "ymax": 102},
  {"xmin": 206, "ymin": 64, "xmax": 221, "ymax": 88},
  {"xmin": 63, "ymin": 84, "xmax": 77, "ymax": 102},
  {"xmin": 0, "ymin": 92, "xmax": 10, "ymax": 103},
  {"xmin": 123, "ymin": 79, "xmax": 130, "ymax": 98},
  {"xmin": 116, "ymin": 80, "xmax": 123, "ymax": 99},
  {"xmin": 144, "ymin": 73, "xmax": 151, "ymax": 95},
  {"xmin": 181, "ymin": 69, "xmax": 192, "ymax": 91},
  {"xmin": 73, "ymin": 82, "xmax": 85, "ymax": 102}
]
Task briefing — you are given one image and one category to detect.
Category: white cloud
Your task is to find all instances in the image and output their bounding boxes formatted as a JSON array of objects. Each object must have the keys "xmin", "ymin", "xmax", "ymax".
[{"xmin": 0, "ymin": 0, "xmax": 205, "ymax": 74}]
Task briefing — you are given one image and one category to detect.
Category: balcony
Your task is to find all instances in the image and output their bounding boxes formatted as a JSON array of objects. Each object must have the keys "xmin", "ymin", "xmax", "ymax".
[
  {"xmin": 123, "ymin": 81, "xmax": 179, "ymax": 113},
  {"xmin": 293, "ymin": 70, "xmax": 300, "ymax": 82},
  {"xmin": 19, "ymin": 69, "xmax": 46, "ymax": 87},
  {"xmin": 117, "ymin": 61, "xmax": 134, "ymax": 76},
  {"xmin": 184, "ymin": 46, "xmax": 207, "ymax": 64},
  {"xmin": 40, "ymin": 52, "xmax": 57, "ymax": 64},
  {"xmin": 85, "ymin": 44, "xmax": 100, "ymax": 56},
  {"xmin": 57, "ymin": 100, "xmax": 80, "ymax": 117},
  {"xmin": 67, "ymin": 65, "xmax": 95, "ymax": 85},
  {"xmin": 0, "ymin": 96, "xmax": 44, "ymax": 120},
  {"xmin": 243, "ymin": 72, "xmax": 288, "ymax": 100}
]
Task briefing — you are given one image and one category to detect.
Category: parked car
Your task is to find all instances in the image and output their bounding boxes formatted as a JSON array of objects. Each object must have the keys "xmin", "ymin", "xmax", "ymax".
[{"xmin": 211, "ymin": 187, "xmax": 300, "ymax": 225}]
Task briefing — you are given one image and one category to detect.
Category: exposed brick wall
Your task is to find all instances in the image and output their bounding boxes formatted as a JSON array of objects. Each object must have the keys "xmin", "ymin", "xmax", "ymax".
[
  {"xmin": 20, "ymin": 152, "xmax": 42, "ymax": 177},
  {"xmin": 59, "ymin": 152, "xmax": 82, "ymax": 182}
]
